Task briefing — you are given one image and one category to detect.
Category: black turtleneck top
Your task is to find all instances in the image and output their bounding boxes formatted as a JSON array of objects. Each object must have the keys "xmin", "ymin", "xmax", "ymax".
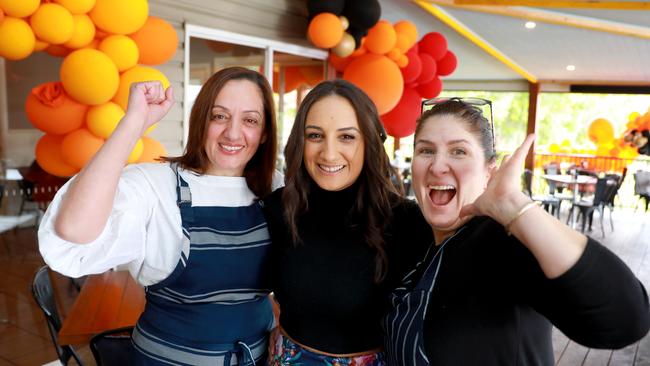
[{"xmin": 263, "ymin": 183, "xmax": 432, "ymax": 354}]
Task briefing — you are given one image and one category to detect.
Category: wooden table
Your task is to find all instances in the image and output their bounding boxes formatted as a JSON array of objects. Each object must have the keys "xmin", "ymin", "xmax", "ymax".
[{"xmin": 58, "ymin": 270, "xmax": 145, "ymax": 345}]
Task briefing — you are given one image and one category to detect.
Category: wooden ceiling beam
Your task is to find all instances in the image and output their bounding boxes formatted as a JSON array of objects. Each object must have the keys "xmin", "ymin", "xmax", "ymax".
[
  {"xmin": 451, "ymin": 0, "xmax": 650, "ymax": 10},
  {"xmin": 423, "ymin": 0, "xmax": 650, "ymax": 40},
  {"xmin": 414, "ymin": 1, "xmax": 538, "ymax": 83}
]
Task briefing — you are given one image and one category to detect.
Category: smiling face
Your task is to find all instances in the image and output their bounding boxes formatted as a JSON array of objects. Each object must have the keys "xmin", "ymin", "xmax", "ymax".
[
  {"xmin": 303, "ymin": 94, "xmax": 365, "ymax": 191},
  {"xmin": 412, "ymin": 115, "xmax": 492, "ymax": 242},
  {"xmin": 204, "ymin": 79, "xmax": 266, "ymax": 176}
]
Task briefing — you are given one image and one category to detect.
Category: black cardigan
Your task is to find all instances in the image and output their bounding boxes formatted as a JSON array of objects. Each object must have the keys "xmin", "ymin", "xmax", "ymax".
[
  {"xmin": 263, "ymin": 184, "xmax": 432, "ymax": 354},
  {"xmin": 415, "ymin": 216, "xmax": 650, "ymax": 365}
]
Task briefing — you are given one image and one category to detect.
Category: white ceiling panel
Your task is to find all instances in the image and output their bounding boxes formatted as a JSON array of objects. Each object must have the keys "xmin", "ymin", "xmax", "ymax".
[
  {"xmin": 378, "ymin": 0, "xmax": 522, "ymax": 81},
  {"xmin": 441, "ymin": 6, "xmax": 650, "ymax": 83}
]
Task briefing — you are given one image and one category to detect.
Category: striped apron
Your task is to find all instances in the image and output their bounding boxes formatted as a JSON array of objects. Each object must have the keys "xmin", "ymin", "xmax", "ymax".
[
  {"xmin": 131, "ymin": 166, "xmax": 274, "ymax": 365},
  {"xmin": 383, "ymin": 228, "xmax": 465, "ymax": 366}
]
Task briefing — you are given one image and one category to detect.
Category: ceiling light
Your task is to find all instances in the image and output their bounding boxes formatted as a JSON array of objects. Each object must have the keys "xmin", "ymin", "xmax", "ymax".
[
  {"xmin": 525, "ymin": 21, "xmax": 536, "ymax": 29},
  {"xmin": 566, "ymin": 65, "xmax": 576, "ymax": 71}
]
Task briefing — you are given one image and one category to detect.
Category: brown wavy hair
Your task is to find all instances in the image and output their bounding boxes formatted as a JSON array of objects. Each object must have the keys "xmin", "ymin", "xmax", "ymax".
[
  {"xmin": 283, "ymin": 79, "xmax": 397, "ymax": 282},
  {"xmin": 164, "ymin": 67, "xmax": 277, "ymax": 197}
]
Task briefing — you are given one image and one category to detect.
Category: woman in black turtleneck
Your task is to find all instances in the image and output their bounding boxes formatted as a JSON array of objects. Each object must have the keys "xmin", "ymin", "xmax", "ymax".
[{"xmin": 263, "ymin": 80, "xmax": 431, "ymax": 365}]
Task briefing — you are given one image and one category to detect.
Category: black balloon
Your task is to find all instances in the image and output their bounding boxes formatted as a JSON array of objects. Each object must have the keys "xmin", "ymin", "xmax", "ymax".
[
  {"xmin": 342, "ymin": 0, "xmax": 381, "ymax": 30},
  {"xmin": 307, "ymin": 0, "xmax": 346, "ymax": 18}
]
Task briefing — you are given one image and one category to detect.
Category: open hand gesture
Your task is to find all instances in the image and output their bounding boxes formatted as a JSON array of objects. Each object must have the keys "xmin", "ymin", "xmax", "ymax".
[
  {"xmin": 124, "ymin": 81, "xmax": 174, "ymax": 134},
  {"xmin": 460, "ymin": 134, "xmax": 536, "ymax": 224}
]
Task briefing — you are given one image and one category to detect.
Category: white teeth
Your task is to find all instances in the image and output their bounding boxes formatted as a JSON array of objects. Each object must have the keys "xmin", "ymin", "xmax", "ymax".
[
  {"xmin": 428, "ymin": 185, "xmax": 455, "ymax": 190},
  {"xmin": 319, "ymin": 164, "xmax": 344, "ymax": 173},
  {"xmin": 220, "ymin": 144, "xmax": 244, "ymax": 152}
]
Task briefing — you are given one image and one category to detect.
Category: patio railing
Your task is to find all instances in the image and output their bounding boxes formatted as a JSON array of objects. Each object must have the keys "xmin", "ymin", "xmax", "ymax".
[{"xmin": 529, "ymin": 153, "xmax": 650, "ymax": 209}]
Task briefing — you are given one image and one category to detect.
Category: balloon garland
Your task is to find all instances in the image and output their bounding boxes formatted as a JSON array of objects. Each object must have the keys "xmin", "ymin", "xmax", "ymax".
[
  {"xmin": 623, "ymin": 111, "xmax": 650, "ymax": 156},
  {"xmin": 305, "ymin": 0, "xmax": 458, "ymax": 138},
  {"xmin": 0, "ymin": 0, "xmax": 177, "ymax": 177}
]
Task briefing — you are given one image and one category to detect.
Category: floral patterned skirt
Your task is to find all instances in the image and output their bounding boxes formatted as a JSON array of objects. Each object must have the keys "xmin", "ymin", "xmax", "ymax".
[{"xmin": 268, "ymin": 328, "xmax": 385, "ymax": 366}]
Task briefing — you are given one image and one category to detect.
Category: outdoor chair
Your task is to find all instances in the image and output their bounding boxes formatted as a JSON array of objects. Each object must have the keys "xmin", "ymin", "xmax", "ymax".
[
  {"xmin": 603, "ymin": 172, "xmax": 624, "ymax": 222},
  {"xmin": 31, "ymin": 265, "xmax": 85, "ymax": 366},
  {"xmin": 523, "ymin": 169, "xmax": 561, "ymax": 218},
  {"xmin": 568, "ymin": 177, "xmax": 617, "ymax": 237},
  {"xmin": 634, "ymin": 170, "xmax": 650, "ymax": 212},
  {"xmin": 90, "ymin": 326, "xmax": 134, "ymax": 366}
]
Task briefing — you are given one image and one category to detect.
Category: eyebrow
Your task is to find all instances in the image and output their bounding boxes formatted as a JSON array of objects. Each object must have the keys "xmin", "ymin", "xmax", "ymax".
[
  {"xmin": 415, "ymin": 138, "xmax": 470, "ymax": 145},
  {"xmin": 305, "ymin": 125, "xmax": 361, "ymax": 133},
  {"xmin": 212, "ymin": 104, "xmax": 262, "ymax": 117}
]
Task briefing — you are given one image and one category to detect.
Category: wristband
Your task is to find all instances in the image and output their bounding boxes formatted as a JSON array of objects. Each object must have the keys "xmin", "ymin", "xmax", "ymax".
[{"xmin": 505, "ymin": 201, "xmax": 539, "ymax": 236}]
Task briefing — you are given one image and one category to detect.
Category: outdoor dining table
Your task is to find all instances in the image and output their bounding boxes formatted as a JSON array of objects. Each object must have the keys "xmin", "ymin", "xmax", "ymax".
[
  {"xmin": 541, "ymin": 174, "xmax": 598, "ymax": 228},
  {"xmin": 58, "ymin": 270, "xmax": 145, "ymax": 346}
]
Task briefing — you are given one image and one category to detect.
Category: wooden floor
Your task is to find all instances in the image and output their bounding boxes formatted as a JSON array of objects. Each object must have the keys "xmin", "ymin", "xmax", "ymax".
[
  {"xmin": 0, "ymin": 219, "xmax": 93, "ymax": 366},
  {"xmin": 0, "ymin": 207, "xmax": 649, "ymax": 365},
  {"xmin": 553, "ymin": 207, "xmax": 650, "ymax": 366}
]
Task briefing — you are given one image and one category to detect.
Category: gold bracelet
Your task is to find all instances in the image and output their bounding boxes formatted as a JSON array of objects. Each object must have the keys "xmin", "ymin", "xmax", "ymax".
[{"xmin": 505, "ymin": 201, "xmax": 539, "ymax": 236}]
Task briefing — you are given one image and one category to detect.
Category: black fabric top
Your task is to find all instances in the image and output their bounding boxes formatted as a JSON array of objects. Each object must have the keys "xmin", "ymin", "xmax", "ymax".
[
  {"xmin": 263, "ymin": 183, "xmax": 432, "ymax": 354},
  {"xmin": 416, "ymin": 216, "xmax": 650, "ymax": 366}
]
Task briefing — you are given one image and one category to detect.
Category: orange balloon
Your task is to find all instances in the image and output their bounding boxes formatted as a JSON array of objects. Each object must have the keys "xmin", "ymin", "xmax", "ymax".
[
  {"xmin": 61, "ymin": 128, "xmax": 105, "ymax": 169},
  {"xmin": 588, "ymin": 118, "xmax": 614, "ymax": 145},
  {"xmin": 138, "ymin": 137, "xmax": 167, "ymax": 163},
  {"xmin": 394, "ymin": 20, "xmax": 418, "ymax": 45},
  {"xmin": 45, "ymin": 44, "xmax": 72, "ymax": 57},
  {"xmin": 387, "ymin": 48, "xmax": 402, "ymax": 62},
  {"xmin": 35, "ymin": 134, "xmax": 79, "ymax": 177},
  {"xmin": 396, "ymin": 55, "xmax": 408, "ymax": 68},
  {"xmin": 34, "ymin": 39, "xmax": 49, "ymax": 51},
  {"xmin": 350, "ymin": 44, "xmax": 367, "ymax": 57},
  {"xmin": 129, "ymin": 16, "xmax": 178, "ymax": 65},
  {"xmin": 273, "ymin": 67, "xmax": 305, "ymax": 93},
  {"xmin": 25, "ymin": 82, "xmax": 88, "ymax": 135},
  {"xmin": 308, "ymin": 13, "xmax": 344, "ymax": 49},
  {"xmin": 365, "ymin": 20, "xmax": 397, "ymax": 55},
  {"xmin": 328, "ymin": 53, "xmax": 352, "ymax": 73},
  {"xmin": 343, "ymin": 53, "xmax": 404, "ymax": 114},
  {"xmin": 299, "ymin": 65, "xmax": 324, "ymax": 86}
]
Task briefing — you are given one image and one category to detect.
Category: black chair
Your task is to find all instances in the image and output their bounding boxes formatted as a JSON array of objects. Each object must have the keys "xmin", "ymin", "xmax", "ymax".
[
  {"xmin": 634, "ymin": 170, "xmax": 650, "ymax": 212},
  {"xmin": 569, "ymin": 177, "xmax": 617, "ymax": 237},
  {"xmin": 523, "ymin": 169, "xmax": 561, "ymax": 218},
  {"xmin": 90, "ymin": 326, "xmax": 134, "ymax": 366},
  {"xmin": 31, "ymin": 266, "xmax": 85, "ymax": 366},
  {"xmin": 603, "ymin": 172, "xmax": 623, "ymax": 228}
]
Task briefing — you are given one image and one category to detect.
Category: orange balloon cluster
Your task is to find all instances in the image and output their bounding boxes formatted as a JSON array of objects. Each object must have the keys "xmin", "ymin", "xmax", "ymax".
[
  {"xmin": 1, "ymin": 0, "xmax": 173, "ymax": 176},
  {"xmin": 333, "ymin": 28, "xmax": 456, "ymax": 138},
  {"xmin": 326, "ymin": 20, "xmax": 418, "ymax": 117},
  {"xmin": 618, "ymin": 109, "xmax": 650, "ymax": 157}
]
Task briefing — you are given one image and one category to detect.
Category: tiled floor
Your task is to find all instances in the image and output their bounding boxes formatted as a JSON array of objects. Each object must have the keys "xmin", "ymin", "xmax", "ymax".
[
  {"xmin": 0, "ymin": 222, "xmax": 93, "ymax": 366},
  {"xmin": 0, "ymin": 207, "xmax": 649, "ymax": 365}
]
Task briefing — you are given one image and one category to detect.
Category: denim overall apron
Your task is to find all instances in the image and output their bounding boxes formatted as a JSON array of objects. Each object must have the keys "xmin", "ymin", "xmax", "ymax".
[
  {"xmin": 131, "ymin": 166, "xmax": 274, "ymax": 365},
  {"xmin": 383, "ymin": 228, "xmax": 465, "ymax": 366}
]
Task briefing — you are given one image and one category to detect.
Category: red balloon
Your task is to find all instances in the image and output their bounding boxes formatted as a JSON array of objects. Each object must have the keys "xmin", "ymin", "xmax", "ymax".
[
  {"xmin": 437, "ymin": 51, "xmax": 457, "ymax": 76},
  {"xmin": 381, "ymin": 87, "xmax": 421, "ymax": 138},
  {"xmin": 416, "ymin": 77, "xmax": 443, "ymax": 99},
  {"xmin": 401, "ymin": 50, "xmax": 422, "ymax": 84},
  {"xmin": 415, "ymin": 53, "xmax": 437, "ymax": 85},
  {"xmin": 419, "ymin": 32, "xmax": 447, "ymax": 61}
]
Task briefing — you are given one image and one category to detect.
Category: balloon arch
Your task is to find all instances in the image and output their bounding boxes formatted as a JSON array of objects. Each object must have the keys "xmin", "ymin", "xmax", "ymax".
[{"xmin": 0, "ymin": 0, "xmax": 176, "ymax": 177}]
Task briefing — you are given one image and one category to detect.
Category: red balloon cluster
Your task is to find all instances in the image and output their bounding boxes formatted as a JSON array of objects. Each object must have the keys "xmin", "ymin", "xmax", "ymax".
[{"xmin": 382, "ymin": 32, "xmax": 458, "ymax": 138}]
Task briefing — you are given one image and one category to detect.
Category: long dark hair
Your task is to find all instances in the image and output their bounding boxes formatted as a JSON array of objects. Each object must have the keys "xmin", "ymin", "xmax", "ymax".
[
  {"xmin": 164, "ymin": 67, "xmax": 277, "ymax": 197},
  {"xmin": 283, "ymin": 79, "xmax": 396, "ymax": 282}
]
